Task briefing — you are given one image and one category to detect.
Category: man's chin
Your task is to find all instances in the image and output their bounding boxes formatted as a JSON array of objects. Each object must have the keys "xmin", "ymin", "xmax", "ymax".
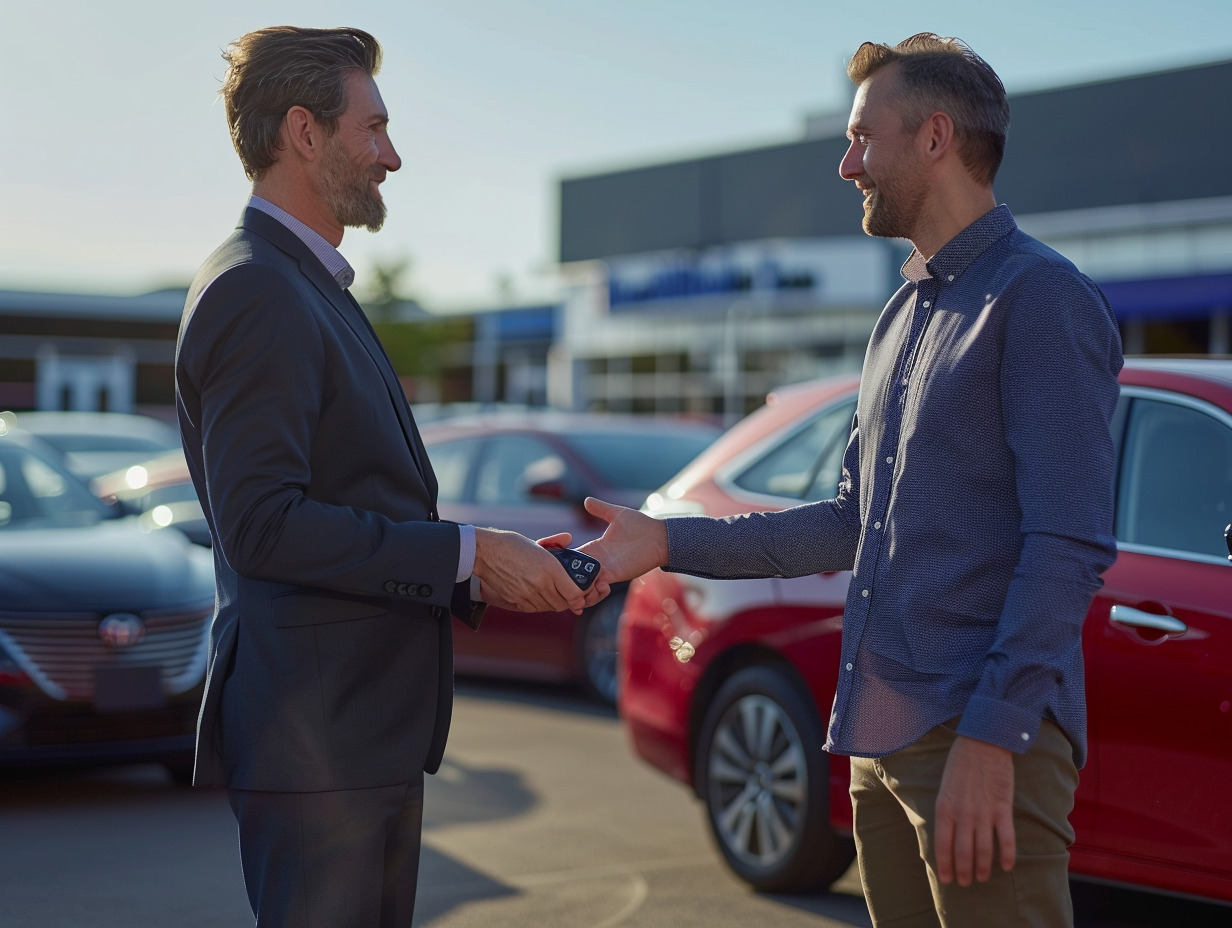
[
  {"xmin": 338, "ymin": 204, "xmax": 387, "ymax": 233},
  {"xmin": 862, "ymin": 210, "xmax": 904, "ymax": 240}
]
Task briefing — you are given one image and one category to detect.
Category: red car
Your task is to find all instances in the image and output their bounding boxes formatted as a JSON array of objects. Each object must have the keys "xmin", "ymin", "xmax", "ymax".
[
  {"xmin": 620, "ymin": 359, "xmax": 1232, "ymax": 903},
  {"xmin": 422, "ymin": 411, "xmax": 720, "ymax": 705}
]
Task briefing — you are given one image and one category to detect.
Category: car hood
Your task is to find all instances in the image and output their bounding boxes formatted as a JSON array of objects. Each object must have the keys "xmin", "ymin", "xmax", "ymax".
[{"xmin": 0, "ymin": 518, "xmax": 215, "ymax": 613}]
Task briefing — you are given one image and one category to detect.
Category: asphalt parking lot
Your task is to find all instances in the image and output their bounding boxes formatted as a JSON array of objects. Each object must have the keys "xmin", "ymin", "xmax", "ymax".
[{"xmin": 0, "ymin": 680, "xmax": 1227, "ymax": 927}]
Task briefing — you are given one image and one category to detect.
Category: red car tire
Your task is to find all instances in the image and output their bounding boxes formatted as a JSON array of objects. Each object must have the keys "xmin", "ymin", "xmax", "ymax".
[{"xmin": 695, "ymin": 664, "xmax": 855, "ymax": 892}]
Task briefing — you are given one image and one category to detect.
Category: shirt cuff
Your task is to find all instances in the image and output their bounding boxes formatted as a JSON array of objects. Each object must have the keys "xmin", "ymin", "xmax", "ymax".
[
  {"xmin": 456, "ymin": 524, "xmax": 476, "ymax": 583},
  {"xmin": 957, "ymin": 694, "xmax": 1043, "ymax": 755}
]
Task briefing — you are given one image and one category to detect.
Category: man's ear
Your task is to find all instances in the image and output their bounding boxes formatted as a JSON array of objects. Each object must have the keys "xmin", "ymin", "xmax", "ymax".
[
  {"xmin": 282, "ymin": 105, "xmax": 323, "ymax": 163},
  {"xmin": 918, "ymin": 111, "xmax": 955, "ymax": 164}
]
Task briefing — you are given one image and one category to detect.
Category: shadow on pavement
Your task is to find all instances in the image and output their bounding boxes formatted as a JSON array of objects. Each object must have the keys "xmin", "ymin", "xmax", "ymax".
[
  {"xmin": 765, "ymin": 887, "xmax": 873, "ymax": 926},
  {"xmin": 0, "ymin": 762, "xmax": 204, "ymax": 809},
  {"xmin": 1070, "ymin": 880, "xmax": 1232, "ymax": 926},
  {"xmin": 763, "ymin": 878, "xmax": 1232, "ymax": 927},
  {"xmin": 423, "ymin": 755, "xmax": 537, "ymax": 830},
  {"xmin": 455, "ymin": 676, "xmax": 618, "ymax": 721},
  {"xmin": 414, "ymin": 844, "xmax": 520, "ymax": 924}
]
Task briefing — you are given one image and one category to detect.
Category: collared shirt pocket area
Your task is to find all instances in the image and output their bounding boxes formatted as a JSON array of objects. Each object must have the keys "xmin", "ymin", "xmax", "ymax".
[{"xmin": 269, "ymin": 591, "xmax": 389, "ymax": 628}]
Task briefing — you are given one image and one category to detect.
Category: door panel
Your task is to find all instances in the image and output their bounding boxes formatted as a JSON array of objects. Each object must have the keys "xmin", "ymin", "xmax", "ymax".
[{"xmin": 1081, "ymin": 392, "xmax": 1232, "ymax": 889}]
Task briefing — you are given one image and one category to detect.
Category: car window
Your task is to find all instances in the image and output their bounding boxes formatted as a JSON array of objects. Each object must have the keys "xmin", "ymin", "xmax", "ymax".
[
  {"xmin": 732, "ymin": 399, "xmax": 856, "ymax": 502},
  {"xmin": 35, "ymin": 434, "xmax": 174, "ymax": 454},
  {"xmin": 1117, "ymin": 397, "xmax": 1232, "ymax": 558},
  {"xmin": 567, "ymin": 430, "xmax": 718, "ymax": 491},
  {"xmin": 474, "ymin": 436, "xmax": 568, "ymax": 506},
  {"xmin": 428, "ymin": 437, "xmax": 483, "ymax": 504},
  {"xmin": 0, "ymin": 443, "xmax": 109, "ymax": 527}
]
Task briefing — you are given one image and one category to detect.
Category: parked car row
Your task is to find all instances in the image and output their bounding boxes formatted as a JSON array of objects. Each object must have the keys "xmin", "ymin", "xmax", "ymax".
[
  {"xmin": 618, "ymin": 358, "xmax": 1232, "ymax": 905},
  {"xmin": 0, "ymin": 406, "xmax": 720, "ymax": 766},
  {"xmin": 0, "ymin": 421, "xmax": 214, "ymax": 781},
  {"xmin": 11, "ymin": 411, "xmax": 182, "ymax": 481}
]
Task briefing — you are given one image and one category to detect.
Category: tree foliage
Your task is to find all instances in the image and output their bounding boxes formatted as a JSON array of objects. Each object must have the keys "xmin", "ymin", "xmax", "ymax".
[{"xmin": 372, "ymin": 316, "xmax": 473, "ymax": 378}]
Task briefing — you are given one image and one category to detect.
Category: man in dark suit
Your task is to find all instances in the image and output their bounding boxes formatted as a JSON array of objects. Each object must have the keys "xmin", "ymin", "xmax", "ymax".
[{"xmin": 176, "ymin": 26, "xmax": 600, "ymax": 927}]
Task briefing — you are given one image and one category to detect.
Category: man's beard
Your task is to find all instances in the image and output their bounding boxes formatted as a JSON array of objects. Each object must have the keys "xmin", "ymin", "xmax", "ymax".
[
  {"xmin": 319, "ymin": 136, "xmax": 386, "ymax": 233},
  {"xmin": 861, "ymin": 165, "xmax": 924, "ymax": 241}
]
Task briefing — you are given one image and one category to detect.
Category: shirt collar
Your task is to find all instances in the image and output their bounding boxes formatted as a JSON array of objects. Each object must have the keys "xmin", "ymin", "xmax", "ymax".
[
  {"xmin": 247, "ymin": 195, "xmax": 356, "ymax": 289},
  {"xmin": 901, "ymin": 204, "xmax": 1017, "ymax": 284}
]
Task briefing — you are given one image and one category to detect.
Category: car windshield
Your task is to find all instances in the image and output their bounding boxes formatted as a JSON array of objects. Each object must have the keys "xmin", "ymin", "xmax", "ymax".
[
  {"xmin": 0, "ymin": 441, "xmax": 112, "ymax": 528},
  {"xmin": 568, "ymin": 430, "xmax": 717, "ymax": 491},
  {"xmin": 34, "ymin": 434, "xmax": 174, "ymax": 454}
]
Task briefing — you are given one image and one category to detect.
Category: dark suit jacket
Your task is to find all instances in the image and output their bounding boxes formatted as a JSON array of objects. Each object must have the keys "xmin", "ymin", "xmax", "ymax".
[{"xmin": 176, "ymin": 207, "xmax": 483, "ymax": 791}]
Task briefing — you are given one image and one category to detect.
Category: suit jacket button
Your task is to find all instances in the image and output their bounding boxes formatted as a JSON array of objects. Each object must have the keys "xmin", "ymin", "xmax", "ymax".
[
  {"xmin": 384, "ymin": 581, "xmax": 397, "ymax": 593},
  {"xmin": 397, "ymin": 583, "xmax": 409, "ymax": 596},
  {"xmin": 418, "ymin": 584, "xmax": 432, "ymax": 598}
]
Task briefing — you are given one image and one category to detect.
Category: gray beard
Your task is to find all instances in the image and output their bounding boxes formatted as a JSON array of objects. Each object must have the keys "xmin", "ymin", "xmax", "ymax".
[{"xmin": 320, "ymin": 144, "xmax": 386, "ymax": 233}]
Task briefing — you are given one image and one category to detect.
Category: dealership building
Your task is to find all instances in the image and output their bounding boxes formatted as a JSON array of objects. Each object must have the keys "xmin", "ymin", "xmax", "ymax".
[
  {"xmin": 543, "ymin": 56, "xmax": 1232, "ymax": 419},
  {"xmin": 2, "ymin": 57, "xmax": 1229, "ymax": 419}
]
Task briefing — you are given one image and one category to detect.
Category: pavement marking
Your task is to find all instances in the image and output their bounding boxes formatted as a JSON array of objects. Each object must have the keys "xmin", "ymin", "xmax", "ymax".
[
  {"xmin": 588, "ymin": 873, "xmax": 648, "ymax": 928},
  {"xmin": 418, "ymin": 847, "xmax": 718, "ymax": 893}
]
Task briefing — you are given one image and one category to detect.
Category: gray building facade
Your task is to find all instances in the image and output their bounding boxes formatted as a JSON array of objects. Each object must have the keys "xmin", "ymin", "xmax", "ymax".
[{"xmin": 552, "ymin": 58, "xmax": 1232, "ymax": 417}]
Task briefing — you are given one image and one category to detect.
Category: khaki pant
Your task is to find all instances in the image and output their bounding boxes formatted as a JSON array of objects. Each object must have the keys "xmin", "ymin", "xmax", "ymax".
[{"xmin": 849, "ymin": 718, "xmax": 1077, "ymax": 928}]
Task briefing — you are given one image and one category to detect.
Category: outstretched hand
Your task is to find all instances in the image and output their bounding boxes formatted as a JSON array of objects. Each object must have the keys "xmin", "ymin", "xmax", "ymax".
[
  {"xmin": 575, "ymin": 497, "xmax": 671, "ymax": 588},
  {"xmin": 473, "ymin": 528, "xmax": 593, "ymax": 614}
]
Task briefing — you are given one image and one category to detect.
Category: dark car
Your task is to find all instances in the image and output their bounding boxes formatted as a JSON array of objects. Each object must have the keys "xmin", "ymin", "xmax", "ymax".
[
  {"xmin": 422, "ymin": 411, "xmax": 721, "ymax": 704},
  {"xmin": 0, "ymin": 425, "xmax": 215, "ymax": 781},
  {"xmin": 12, "ymin": 411, "xmax": 182, "ymax": 482},
  {"xmin": 619, "ymin": 359, "xmax": 1232, "ymax": 903}
]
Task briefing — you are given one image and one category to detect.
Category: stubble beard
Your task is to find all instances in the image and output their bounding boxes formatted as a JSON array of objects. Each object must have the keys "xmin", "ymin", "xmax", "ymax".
[
  {"xmin": 319, "ymin": 135, "xmax": 387, "ymax": 233},
  {"xmin": 860, "ymin": 151, "xmax": 925, "ymax": 241},
  {"xmin": 862, "ymin": 181, "xmax": 925, "ymax": 241}
]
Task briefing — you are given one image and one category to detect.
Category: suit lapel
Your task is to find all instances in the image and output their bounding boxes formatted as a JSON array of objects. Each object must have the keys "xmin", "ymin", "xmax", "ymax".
[
  {"xmin": 241, "ymin": 210, "xmax": 438, "ymax": 500},
  {"xmin": 339, "ymin": 289, "xmax": 438, "ymax": 498}
]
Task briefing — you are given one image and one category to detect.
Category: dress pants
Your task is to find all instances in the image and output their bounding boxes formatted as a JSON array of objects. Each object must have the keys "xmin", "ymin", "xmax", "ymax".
[
  {"xmin": 849, "ymin": 718, "xmax": 1077, "ymax": 928},
  {"xmin": 228, "ymin": 776, "xmax": 425, "ymax": 928}
]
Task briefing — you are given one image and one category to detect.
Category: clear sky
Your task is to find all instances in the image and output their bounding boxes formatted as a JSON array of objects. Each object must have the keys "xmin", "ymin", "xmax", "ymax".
[{"xmin": 3, "ymin": 0, "xmax": 1230, "ymax": 310}]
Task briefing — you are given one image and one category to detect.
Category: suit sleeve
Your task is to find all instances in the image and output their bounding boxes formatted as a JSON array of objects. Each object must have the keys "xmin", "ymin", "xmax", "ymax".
[{"xmin": 178, "ymin": 261, "xmax": 465, "ymax": 610}]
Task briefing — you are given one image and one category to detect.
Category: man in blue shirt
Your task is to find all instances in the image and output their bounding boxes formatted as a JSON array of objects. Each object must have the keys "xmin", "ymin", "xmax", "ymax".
[{"xmin": 581, "ymin": 33, "xmax": 1122, "ymax": 928}]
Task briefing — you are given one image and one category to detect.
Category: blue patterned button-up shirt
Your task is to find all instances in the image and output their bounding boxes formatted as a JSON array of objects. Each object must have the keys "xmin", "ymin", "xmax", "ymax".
[{"xmin": 665, "ymin": 206, "xmax": 1123, "ymax": 765}]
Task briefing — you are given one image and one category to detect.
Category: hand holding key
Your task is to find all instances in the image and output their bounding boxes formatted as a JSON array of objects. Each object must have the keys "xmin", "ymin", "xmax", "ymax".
[{"xmin": 549, "ymin": 547, "xmax": 601, "ymax": 591}]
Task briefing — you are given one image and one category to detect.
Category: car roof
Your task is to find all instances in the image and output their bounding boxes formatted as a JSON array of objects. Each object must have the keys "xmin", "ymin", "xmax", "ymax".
[
  {"xmin": 1122, "ymin": 356, "xmax": 1232, "ymax": 385},
  {"xmin": 12, "ymin": 411, "xmax": 180, "ymax": 440},
  {"xmin": 420, "ymin": 410, "xmax": 722, "ymax": 441}
]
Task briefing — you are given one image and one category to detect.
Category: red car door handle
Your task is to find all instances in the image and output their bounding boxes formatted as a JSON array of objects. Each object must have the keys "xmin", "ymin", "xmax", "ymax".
[{"xmin": 1110, "ymin": 605, "xmax": 1188, "ymax": 636}]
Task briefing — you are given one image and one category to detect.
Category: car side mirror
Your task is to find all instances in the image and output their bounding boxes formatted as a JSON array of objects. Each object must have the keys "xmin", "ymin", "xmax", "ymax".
[
  {"xmin": 521, "ymin": 457, "xmax": 582, "ymax": 504},
  {"xmin": 527, "ymin": 477, "xmax": 569, "ymax": 501},
  {"xmin": 526, "ymin": 477, "xmax": 587, "ymax": 505}
]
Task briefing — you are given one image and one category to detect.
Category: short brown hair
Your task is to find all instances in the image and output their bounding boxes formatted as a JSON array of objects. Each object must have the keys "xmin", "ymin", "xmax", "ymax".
[
  {"xmin": 220, "ymin": 26, "xmax": 382, "ymax": 180},
  {"xmin": 847, "ymin": 33, "xmax": 1009, "ymax": 186}
]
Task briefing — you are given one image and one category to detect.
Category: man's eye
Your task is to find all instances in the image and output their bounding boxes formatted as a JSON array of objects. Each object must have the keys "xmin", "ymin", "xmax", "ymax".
[{"xmin": 857, "ymin": 134, "xmax": 869, "ymax": 146}]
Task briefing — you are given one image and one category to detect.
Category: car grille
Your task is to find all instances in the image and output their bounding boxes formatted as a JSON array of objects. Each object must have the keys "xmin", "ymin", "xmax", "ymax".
[{"xmin": 0, "ymin": 607, "xmax": 211, "ymax": 702}]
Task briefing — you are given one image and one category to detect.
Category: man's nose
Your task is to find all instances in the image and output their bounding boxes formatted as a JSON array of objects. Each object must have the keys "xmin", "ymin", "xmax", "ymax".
[
  {"xmin": 381, "ymin": 137, "xmax": 402, "ymax": 173},
  {"xmin": 838, "ymin": 141, "xmax": 862, "ymax": 181}
]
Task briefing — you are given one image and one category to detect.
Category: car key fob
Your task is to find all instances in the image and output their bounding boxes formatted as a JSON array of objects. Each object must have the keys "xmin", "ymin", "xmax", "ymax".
[{"xmin": 549, "ymin": 547, "xmax": 600, "ymax": 591}]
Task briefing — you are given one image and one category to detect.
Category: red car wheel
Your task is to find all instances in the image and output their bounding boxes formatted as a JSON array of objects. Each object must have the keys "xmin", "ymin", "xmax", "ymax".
[{"xmin": 696, "ymin": 665, "xmax": 855, "ymax": 892}]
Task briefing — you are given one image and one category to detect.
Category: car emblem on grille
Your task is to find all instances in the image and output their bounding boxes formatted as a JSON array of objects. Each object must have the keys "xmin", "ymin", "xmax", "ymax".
[{"xmin": 98, "ymin": 613, "xmax": 146, "ymax": 648}]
